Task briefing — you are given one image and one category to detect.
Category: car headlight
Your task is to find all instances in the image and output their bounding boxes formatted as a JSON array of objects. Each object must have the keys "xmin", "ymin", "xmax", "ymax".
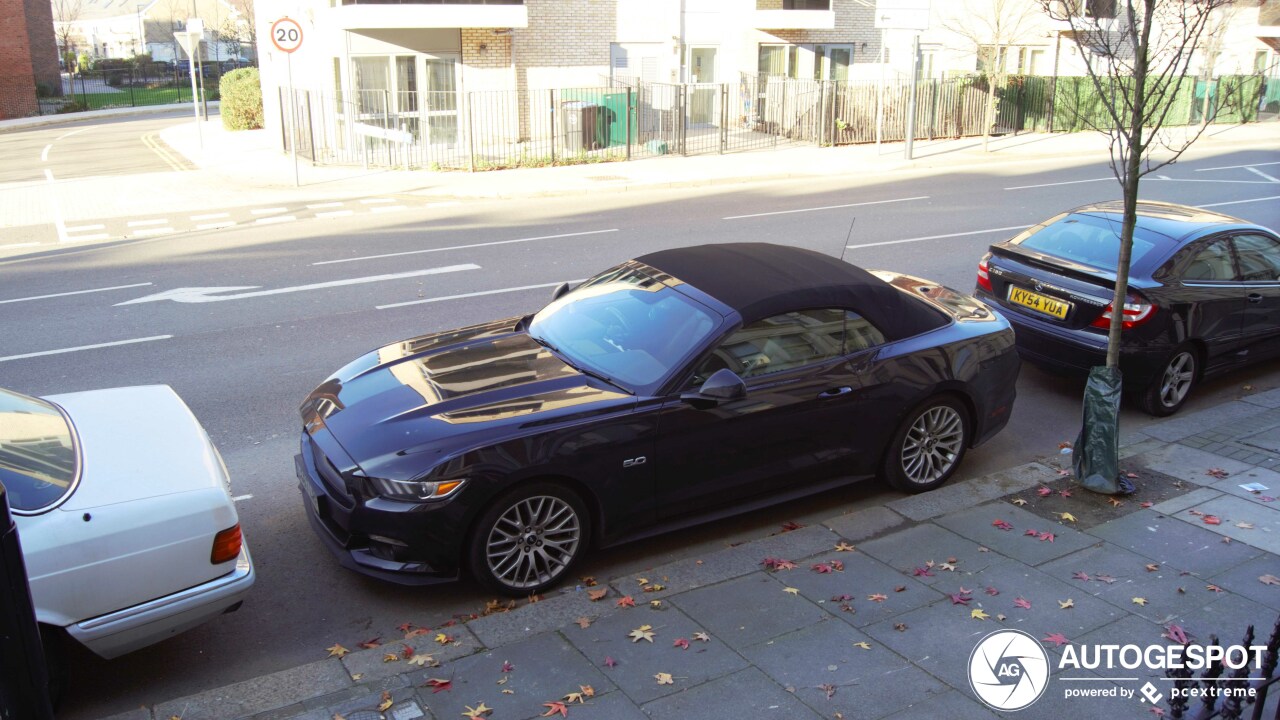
[{"xmin": 366, "ymin": 477, "xmax": 467, "ymax": 502}]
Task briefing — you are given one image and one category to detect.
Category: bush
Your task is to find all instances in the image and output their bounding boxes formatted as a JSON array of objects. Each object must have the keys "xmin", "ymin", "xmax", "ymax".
[{"xmin": 220, "ymin": 67, "xmax": 263, "ymax": 131}]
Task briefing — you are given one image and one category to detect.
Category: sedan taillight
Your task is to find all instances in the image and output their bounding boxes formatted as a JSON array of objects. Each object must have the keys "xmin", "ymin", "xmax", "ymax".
[
  {"xmin": 977, "ymin": 255, "xmax": 993, "ymax": 292},
  {"xmin": 1090, "ymin": 294, "xmax": 1156, "ymax": 331},
  {"xmin": 211, "ymin": 523, "xmax": 243, "ymax": 564}
]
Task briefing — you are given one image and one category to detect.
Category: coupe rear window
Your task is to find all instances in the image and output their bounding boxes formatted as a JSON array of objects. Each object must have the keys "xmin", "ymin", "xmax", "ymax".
[
  {"xmin": 1015, "ymin": 214, "xmax": 1162, "ymax": 272},
  {"xmin": 0, "ymin": 389, "xmax": 79, "ymax": 513}
]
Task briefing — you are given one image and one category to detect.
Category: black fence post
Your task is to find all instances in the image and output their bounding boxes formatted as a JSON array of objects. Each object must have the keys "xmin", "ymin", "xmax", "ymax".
[
  {"xmin": 0, "ymin": 482, "xmax": 56, "ymax": 720},
  {"xmin": 625, "ymin": 86, "xmax": 632, "ymax": 161},
  {"xmin": 129, "ymin": 68, "xmax": 136, "ymax": 107},
  {"xmin": 549, "ymin": 89, "xmax": 556, "ymax": 165}
]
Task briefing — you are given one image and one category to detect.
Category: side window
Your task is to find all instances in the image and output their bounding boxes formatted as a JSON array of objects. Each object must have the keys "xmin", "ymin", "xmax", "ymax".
[
  {"xmin": 1180, "ymin": 238, "xmax": 1238, "ymax": 282},
  {"xmin": 1233, "ymin": 234, "xmax": 1280, "ymax": 283},
  {"xmin": 692, "ymin": 309, "xmax": 884, "ymax": 383}
]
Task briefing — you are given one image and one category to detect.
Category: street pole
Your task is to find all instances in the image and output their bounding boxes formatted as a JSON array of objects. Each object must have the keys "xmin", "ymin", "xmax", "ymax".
[
  {"xmin": 875, "ymin": 28, "xmax": 885, "ymax": 152},
  {"xmin": 288, "ymin": 52, "xmax": 298, "ymax": 187},
  {"xmin": 188, "ymin": 45, "xmax": 202, "ymax": 149},
  {"xmin": 904, "ymin": 33, "xmax": 919, "ymax": 161}
]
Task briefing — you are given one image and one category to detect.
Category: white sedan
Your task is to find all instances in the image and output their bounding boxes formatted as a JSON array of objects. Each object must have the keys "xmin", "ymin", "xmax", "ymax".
[{"xmin": 1, "ymin": 385, "xmax": 254, "ymax": 667}]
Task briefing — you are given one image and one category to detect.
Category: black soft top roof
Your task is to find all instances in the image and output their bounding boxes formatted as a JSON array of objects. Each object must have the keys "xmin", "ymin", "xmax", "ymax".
[{"xmin": 635, "ymin": 243, "xmax": 945, "ymax": 340}]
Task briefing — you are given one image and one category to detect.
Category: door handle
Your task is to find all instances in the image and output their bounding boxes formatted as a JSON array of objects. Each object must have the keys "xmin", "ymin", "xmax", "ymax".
[
  {"xmin": 818, "ymin": 387, "xmax": 853, "ymax": 399},
  {"xmin": 1248, "ymin": 293, "xmax": 1264, "ymax": 304}
]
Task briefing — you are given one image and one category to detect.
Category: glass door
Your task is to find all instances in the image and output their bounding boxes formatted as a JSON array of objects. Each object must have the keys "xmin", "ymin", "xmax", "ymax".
[
  {"xmin": 688, "ymin": 46, "xmax": 717, "ymax": 125},
  {"xmin": 421, "ymin": 56, "xmax": 458, "ymax": 147}
]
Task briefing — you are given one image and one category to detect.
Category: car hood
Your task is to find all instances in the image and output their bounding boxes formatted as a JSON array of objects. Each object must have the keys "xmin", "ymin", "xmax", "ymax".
[
  {"xmin": 301, "ymin": 317, "xmax": 635, "ymax": 481},
  {"xmin": 44, "ymin": 385, "xmax": 230, "ymax": 511}
]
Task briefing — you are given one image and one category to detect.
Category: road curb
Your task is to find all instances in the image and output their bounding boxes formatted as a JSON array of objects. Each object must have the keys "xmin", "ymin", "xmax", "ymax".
[{"xmin": 0, "ymin": 102, "xmax": 221, "ymax": 134}]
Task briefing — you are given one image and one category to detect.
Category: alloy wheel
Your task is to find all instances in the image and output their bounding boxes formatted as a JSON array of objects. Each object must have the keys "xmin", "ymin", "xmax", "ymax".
[
  {"xmin": 1159, "ymin": 351, "xmax": 1196, "ymax": 409},
  {"xmin": 484, "ymin": 495, "xmax": 581, "ymax": 590},
  {"xmin": 900, "ymin": 405, "xmax": 965, "ymax": 486}
]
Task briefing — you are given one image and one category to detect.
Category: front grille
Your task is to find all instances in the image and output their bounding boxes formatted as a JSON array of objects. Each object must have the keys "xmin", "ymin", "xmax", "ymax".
[{"xmin": 311, "ymin": 441, "xmax": 355, "ymax": 508}]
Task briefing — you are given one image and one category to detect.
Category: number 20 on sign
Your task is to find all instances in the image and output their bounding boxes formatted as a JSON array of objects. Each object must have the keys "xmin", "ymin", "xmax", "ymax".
[{"xmin": 271, "ymin": 17, "xmax": 303, "ymax": 53}]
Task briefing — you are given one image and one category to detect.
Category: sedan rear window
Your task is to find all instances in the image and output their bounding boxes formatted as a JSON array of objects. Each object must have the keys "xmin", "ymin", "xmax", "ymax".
[
  {"xmin": 1015, "ymin": 214, "xmax": 1161, "ymax": 272},
  {"xmin": 0, "ymin": 389, "xmax": 78, "ymax": 513}
]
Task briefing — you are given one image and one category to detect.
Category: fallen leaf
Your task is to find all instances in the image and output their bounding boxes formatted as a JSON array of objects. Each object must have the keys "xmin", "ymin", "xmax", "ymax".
[
  {"xmin": 992, "ymin": 519, "xmax": 1014, "ymax": 531},
  {"xmin": 378, "ymin": 691, "xmax": 393, "ymax": 712},
  {"xmin": 1125, "ymin": 472, "xmax": 1139, "ymax": 479},
  {"xmin": 1165, "ymin": 625, "xmax": 1188, "ymax": 644},
  {"xmin": 501, "ymin": 689, "xmax": 514, "ymax": 695},
  {"xmin": 834, "ymin": 542, "xmax": 856, "ymax": 552},
  {"xmin": 831, "ymin": 594, "xmax": 853, "ymax": 602},
  {"xmin": 820, "ymin": 683, "xmax": 837, "ymax": 699},
  {"xmin": 812, "ymin": 563, "xmax": 834, "ymax": 574},
  {"xmin": 1059, "ymin": 490, "xmax": 1072, "ymax": 498},
  {"xmin": 894, "ymin": 622, "xmax": 908, "ymax": 632},
  {"xmin": 1203, "ymin": 515, "xmax": 1222, "ymax": 525},
  {"xmin": 1042, "ymin": 632, "xmax": 1070, "ymax": 647},
  {"xmin": 997, "ymin": 613, "xmax": 1007, "ymax": 621},
  {"xmin": 383, "ymin": 653, "xmax": 400, "ymax": 663},
  {"xmin": 1206, "ymin": 468, "xmax": 1230, "ymax": 479},
  {"xmin": 401, "ymin": 644, "xmax": 415, "ymax": 659},
  {"xmin": 693, "ymin": 632, "xmax": 711, "ymax": 642},
  {"xmin": 1141, "ymin": 501, "xmax": 1154, "ymax": 509},
  {"xmin": 502, "ymin": 661, "xmax": 513, "ymax": 673},
  {"xmin": 1038, "ymin": 487, "xmax": 1054, "ymax": 497},
  {"xmin": 937, "ymin": 562, "xmax": 957, "ymax": 572},
  {"xmin": 1133, "ymin": 597, "xmax": 1148, "ymax": 606},
  {"xmin": 351, "ymin": 674, "xmax": 363, "ymax": 681},
  {"xmin": 1059, "ymin": 599, "xmax": 1074, "ymax": 609},
  {"xmin": 604, "ymin": 656, "xmax": 617, "ymax": 668},
  {"xmin": 971, "ymin": 608, "xmax": 990, "ymax": 620},
  {"xmin": 1060, "ymin": 512, "xmax": 1077, "ymax": 523},
  {"xmin": 629, "ymin": 625, "xmax": 655, "ymax": 643},
  {"xmin": 1145, "ymin": 563, "xmax": 1160, "ymax": 572},
  {"xmin": 462, "ymin": 702, "xmax": 493, "ymax": 718},
  {"xmin": 358, "ymin": 637, "xmax": 381, "ymax": 649},
  {"xmin": 408, "ymin": 654, "xmax": 437, "ymax": 667},
  {"xmin": 780, "ymin": 521, "xmax": 805, "ymax": 532},
  {"xmin": 783, "ymin": 587, "xmax": 800, "ymax": 595},
  {"xmin": 580, "ymin": 686, "xmax": 595, "ymax": 698},
  {"xmin": 868, "ymin": 593, "xmax": 888, "ymax": 603},
  {"xmin": 1057, "ymin": 469, "xmax": 1072, "ymax": 477},
  {"xmin": 654, "ymin": 672, "xmax": 674, "ymax": 685},
  {"xmin": 949, "ymin": 591, "xmax": 972, "ymax": 606},
  {"xmin": 423, "ymin": 678, "xmax": 453, "ymax": 693},
  {"xmin": 1260, "ymin": 496, "xmax": 1275, "ymax": 503},
  {"xmin": 436, "ymin": 633, "xmax": 455, "ymax": 645},
  {"xmin": 636, "ymin": 577, "xmax": 648, "ymax": 585},
  {"xmin": 650, "ymin": 600, "xmax": 663, "ymax": 609},
  {"xmin": 405, "ymin": 627, "xmax": 432, "ymax": 639},
  {"xmin": 1012, "ymin": 498, "xmax": 1028, "ymax": 506},
  {"xmin": 1096, "ymin": 574, "xmax": 1117, "ymax": 584},
  {"xmin": 1151, "ymin": 707, "xmax": 1166, "ymax": 717},
  {"xmin": 541, "ymin": 701, "xmax": 569, "ymax": 717},
  {"xmin": 580, "ymin": 576, "xmax": 597, "ymax": 587},
  {"xmin": 1206, "ymin": 584, "xmax": 1225, "ymax": 594},
  {"xmin": 616, "ymin": 596, "xmax": 636, "ymax": 608},
  {"xmin": 643, "ymin": 584, "xmax": 665, "ymax": 593},
  {"xmin": 563, "ymin": 692, "xmax": 585, "ymax": 705},
  {"xmin": 1260, "ymin": 575, "xmax": 1280, "ymax": 586},
  {"xmin": 1236, "ymin": 522, "xmax": 1255, "ymax": 530},
  {"xmin": 1059, "ymin": 441, "xmax": 1072, "ymax": 450},
  {"xmin": 1025, "ymin": 529, "xmax": 1039, "ymax": 537},
  {"xmin": 326, "ymin": 644, "xmax": 349, "ymax": 658},
  {"xmin": 588, "ymin": 588, "xmax": 608, "ymax": 601},
  {"xmin": 853, "ymin": 641, "xmax": 872, "ymax": 650},
  {"xmin": 1072, "ymin": 571, "xmax": 1090, "ymax": 581},
  {"xmin": 576, "ymin": 617, "xmax": 591, "ymax": 629},
  {"xmin": 1014, "ymin": 597, "xmax": 1032, "ymax": 610},
  {"xmin": 913, "ymin": 566, "xmax": 934, "ymax": 577},
  {"xmin": 895, "ymin": 585, "xmax": 907, "ymax": 592},
  {"xmin": 1039, "ymin": 532, "xmax": 1056, "ymax": 543},
  {"xmin": 985, "ymin": 586, "xmax": 1000, "ymax": 596},
  {"xmin": 1223, "ymin": 537, "xmax": 1233, "ymax": 544},
  {"xmin": 978, "ymin": 546, "xmax": 990, "ymax": 553},
  {"xmin": 762, "ymin": 557, "xmax": 797, "ymax": 571},
  {"xmin": 397, "ymin": 622, "xmax": 414, "ymax": 633},
  {"xmin": 1108, "ymin": 497, "xmax": 1124, "ymax": 508},
  {"xmin": 673, "ymin": 637, "xmax": 690, "ymax": 650}
]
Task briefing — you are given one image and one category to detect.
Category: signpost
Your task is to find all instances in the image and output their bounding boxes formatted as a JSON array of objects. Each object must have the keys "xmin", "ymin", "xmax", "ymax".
[
  {"xmin": 874, "ymin": 0, "xmax": 930, "ymax": 160},
  {"xmin": 174, "ymin": 18, "xmax": 204, "ymax": 150},
  {"xmin": 271, "ymin": 17, "xmax": 303, "ymax": 187}
]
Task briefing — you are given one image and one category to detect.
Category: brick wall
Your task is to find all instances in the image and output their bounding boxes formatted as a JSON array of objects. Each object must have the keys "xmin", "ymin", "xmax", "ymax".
[
  {"xmin": 25, "ymin": 0, "xmax": 60, "ymax": 91},
  {"xmin": 0, "ymin": 0, "xmax": 39, "ymax": 118},
  {"xmin": 510, "ymin": 0, "xmax": 617, "ymax": 137}
]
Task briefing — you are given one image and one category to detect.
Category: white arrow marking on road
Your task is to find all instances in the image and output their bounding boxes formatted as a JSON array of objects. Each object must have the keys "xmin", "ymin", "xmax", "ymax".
[
  {"xmin": 1246, "ymin": 167, "xmax": 1280, "ymax": 183},
  {"xmin": 115, "ymin": 264, "xmax": 480, "ymax": 305}
]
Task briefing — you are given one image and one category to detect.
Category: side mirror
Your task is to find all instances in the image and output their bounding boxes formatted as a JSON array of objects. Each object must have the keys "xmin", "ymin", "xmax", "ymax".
[
  {"xmin": 680, "ymin": 368, "xmax": 746, "ymax": 408},
  {"xmin": 550, "ymin": 282, "xmax": 571, "ymax": 301}
]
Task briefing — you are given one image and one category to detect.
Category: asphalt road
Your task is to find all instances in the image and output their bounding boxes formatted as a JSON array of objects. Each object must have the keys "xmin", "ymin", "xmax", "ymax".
[{"xmin": 1, "ymin": 118, "xmax": 1278, "ymax": 719}]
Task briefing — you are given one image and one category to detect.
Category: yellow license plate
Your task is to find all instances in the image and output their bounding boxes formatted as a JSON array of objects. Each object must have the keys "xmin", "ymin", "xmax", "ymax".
[{"xmin": 1008, "ymin": 286, "xmax": 1071, "ymax": 319}]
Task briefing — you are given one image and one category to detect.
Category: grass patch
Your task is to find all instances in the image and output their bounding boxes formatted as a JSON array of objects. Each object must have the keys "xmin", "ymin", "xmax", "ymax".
[{"xmin": 69, "ymin": 86, "xmax": 216, "ymax": 110}]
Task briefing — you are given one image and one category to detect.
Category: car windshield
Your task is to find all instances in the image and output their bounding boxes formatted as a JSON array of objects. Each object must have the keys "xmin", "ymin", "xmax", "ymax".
[
  {"xmin": 528, "ymin": 265, "xmax": 720, "ymax": 391},
  {"xmin": 1015, "ymin": 213, "xmax": 1162, "ymax": 272},
  {"xmin": 0, "ymin": 389, "xmax": 78, "ymax": 513}
]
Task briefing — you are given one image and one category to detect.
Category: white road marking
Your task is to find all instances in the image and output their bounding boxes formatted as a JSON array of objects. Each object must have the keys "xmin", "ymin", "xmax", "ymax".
[
  {"xmin": 196, "ymin": 221, "xmax": 237, "ymax": 230},
  {"xmin": 1195, "ymin": 161, "xmax": 1280, "ymax": 172},
  {"xmin": 0, "ymin": 282, "xmax": 153, "ymax": 305},
  {"xmin": 1199, "ymin": 195, "xmax": 1280, "ymax": 208},
  {"xmin": 1246, "ymin": 166, "xmax": 1280, "ymax": 183},
  {"xmin": 251, "ymin": 207, "xmax": 289, "ymax": 215},
  {"xmin": 127, "ymin": 218, "xmax": 168, "ymax": 227},
  {"xmin": 65, "ymin": 224, "xmax": 106, "ymax": 232},
  {"xmin": 116, "ymin": 263, "xmax": 481, "ymax": 305},
  {"xmin": 231, "ymin": 494, "xmax": 253, "ymax": 502},
  {"xmin": 134, "ymin": 227, "xmax": 175, "ymax": 236},
  {"xmin": 255, "ymin": 215, "xmax": 296, "ymax": 225},
  {"xmin": 1150, "ymin": 178, "xmax": 1277, "ymax": 185},
  {"xmin": 54, "ymin": 127, "xmax": 94, "ymax": 141},
  {"xmin": 315, "ymin": 210, "xmax": 354, "ymax": 219},
  {"xmin": 1005, "ymin": 177, "xmax": 1113, "ymax": 190},
  {"xmin": 41, "ymin": 144, "xmax": 51, "ymax": 162},
  {"xmin": 427, "ymin": 201, "xmax": 462, "ymax": 208},
  {"xmin": 307, "ymin": 202, "xmax": 344, "ymax": 209},
  {"xmin": 43, "ymin": 168, "xmax": 69, "ymax": 243},
  {"xmin": 0, "ymin": 335, "xmax": 173, "ymax": 363},
  {"xmin": 313, "ymin": 229, "xmax": 620, "ymax": 266},
  {"xmin": 370, "ymin": 205, "xmax": 407, "ymax": 213},
  {"xmin": 0, "ymin": 242, "xmax": 40, "ymax": 250},
  {"xmin": 191, "ymin": 212, "xmax": 229, "ymax": 221},
  {"xmin": 723, "ymin": 196, "xmax": 928, "ymax": 220},
  {"xmin": 360, "ymin": 198, "xmax": 394, "ymax": 204},
  {"xmin": 847, "ymin": 225, "xmax": 1030, "ymax": 250},
  {"xmin": 377, "ymin": 280, "xmax": 585, "ymax": 310},
  {"xmin": 61, "ymin": 233, "xmax": 110, "ymax": 242}
]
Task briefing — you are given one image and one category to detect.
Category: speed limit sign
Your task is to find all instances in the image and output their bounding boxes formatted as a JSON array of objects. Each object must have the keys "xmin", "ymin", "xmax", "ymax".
[{"xmin": 271, "ymin": 17, "xmax": 303, "ymax": 53}]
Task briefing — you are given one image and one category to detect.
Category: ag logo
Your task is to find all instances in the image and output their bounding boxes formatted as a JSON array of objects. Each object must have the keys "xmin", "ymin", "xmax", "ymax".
[{"xmin": 968, "ymin": 629, "xmax": 1050, "ymax": 711}]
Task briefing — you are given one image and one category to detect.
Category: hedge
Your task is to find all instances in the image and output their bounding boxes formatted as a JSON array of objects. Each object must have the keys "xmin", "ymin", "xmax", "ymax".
[{"xmin": 220, "ymin": 67, "xmax": 263, "ymax": 131}]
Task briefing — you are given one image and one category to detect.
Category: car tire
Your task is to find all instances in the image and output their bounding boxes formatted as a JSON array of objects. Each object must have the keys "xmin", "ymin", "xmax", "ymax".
[
  {"xmin": 882, "ymin": 396, "xmax": 971, "ymax": 494},
  {"xmin": 467, "ymin": 481, "xmax": 590, "ymax": 597},
  {"xmin": 1139, "ymin": 344, "xmax": 1197, "ymax": 417}
]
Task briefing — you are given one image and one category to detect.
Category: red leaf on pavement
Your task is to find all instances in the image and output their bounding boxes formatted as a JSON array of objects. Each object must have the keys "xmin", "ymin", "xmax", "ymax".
[
  {"xmin": 422, "ymin": 678, "xmax": 452, "ymax": 693},
  {"xmin": 1038, "ymin": 487, "xmax": 1054, "ymax": 497},
  {"xmin": 1042, "ymin": 633, "xmax": 1070, "ymax": 647},
  {"xmin": 831, "ymin": 594, "xmax": 853, "ymax": 602},
  {"xmin": 1141, "ymin": 501, "xmax": 1154, "ymax": 508},
  {"xmin": 1150, "ymin": 708, "xmax": 1166, "ymax": 717},
  {"xmin": 830, "ymin": 560, "xmax": 844, "ymax": 572},
  {"xmin": 405, "ymin": 627, "xmax": 431, "ymax": 639},
  {"xmin": 501, "ymin": 661, "xmax": 515, "ymax": 673},
  {"xmin": 616, "ymin": 596, "xmax": 636, "ymax": 608},
  {"xmin": 673, "ymin": 638, "xmax": 690, "ymax": 650},
  {"xmin": 604, "ymin": 656, "xmax": 617, "ymax": 668},
  {"xmin": 542, "ymin": 701, "xmax": 570, "ymax": 717},
  {"xmin": 1072, "ymin": 571, "xmax": 1090, "ymax": 582},
  {"xmin": 397, "ymin": 622, "xmax": 414, "ymax": 633},
  {"xmin": 811, "ymin": 563, "xmax": 833, "ymax": 574},
  {"xmin": 780, "ymin": 521, "xmax": 805, "ymax": 532},
  {"xmin": 1024, "ymin": 529, "xmax": 1039, "ymax": 537},
  {"xmin": 949, "ymin": 592, "xmax": 972, "ymax": 605},
  {"xmin": 1202, "ymin": 515, "xmax": 1222, "ymax": 525},
  {"xmin": 985, "ymin": 586, "xmax": 999, "ymax": 596},
  {"xmin": 401, "ymin": 644, "xmax": 415, "ymax": 659},
  {"xmin": 1206, "ymin": 468, "xmax": 1230, "ymax": 479},
  {"xmin": 1059, "ymin": 490, "xmax": 1072, "ymax": 498},
  {"xmin": 992, "ymin": 519, "xmax": 1014, "ymax": 531},
  {"xmin": 1039, "ymin": 532, "xmax": 1056, "ymax": 542},
  {"xmin": 1165, "ymin": 625, "xmax": 1189, "ymax": 644},
  {"xmin": 913, "ymin": 566, "xmax": 934, "ymax": 577},
  {"xmin": 359, "ymin": 637, "xmax": 382, "ymax": 649},
  {"xmin": 762, "ymin": 557, "xmax": 797, "ymax": 571},
  {"xmin": 1014, "ymin": 597, "xmax": 1032, "ymax": 610}
]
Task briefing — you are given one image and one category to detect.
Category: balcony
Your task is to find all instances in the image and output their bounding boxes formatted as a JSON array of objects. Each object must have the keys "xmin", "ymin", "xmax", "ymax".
[
  {"xmin": 753, "ymin": 1, "xmax": 834, "ymax": 30},
  {"xmin": 330, "ymin": 0, "xmax": 526, "ymax": 30}
]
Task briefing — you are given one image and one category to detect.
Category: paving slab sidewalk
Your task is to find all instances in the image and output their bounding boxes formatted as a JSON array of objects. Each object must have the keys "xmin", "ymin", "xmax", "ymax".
[{"xmin": 106, "ymin": 390, "xmax": 1280, "ymax": 720}]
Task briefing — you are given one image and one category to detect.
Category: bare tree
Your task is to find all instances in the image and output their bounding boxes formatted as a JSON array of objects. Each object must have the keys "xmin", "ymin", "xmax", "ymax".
[
  {"xmin": 52, "ymin": 0, "xmax": 85, "ymax": 69},
  {"xmin": 943, "ymin": 0, "xmax": 1043, "ymax": 150},
  {"xmin": 1041, "ymin": 0, "xmax": 1234, "ymax": 370},
  {"xmin": 229, "ymin": 0, "xmax": 256, "ymax": 58},
  {"xmin": 1194, "ymin": 2, "xmax": 1239, "ymax": 126}
]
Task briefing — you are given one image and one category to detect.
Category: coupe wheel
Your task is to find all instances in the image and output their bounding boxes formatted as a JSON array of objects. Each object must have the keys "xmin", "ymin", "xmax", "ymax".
[
  {"xmin": 1139, "ymin": 345, "xmax": 1197, "ymax": 417},
  {"xmin": 468, "ymin": 482, "xmax": 589, "ymax": 596},
  {"xmin": 883, "ymin": 397, "xmax": 970, "ymax": 493}
]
